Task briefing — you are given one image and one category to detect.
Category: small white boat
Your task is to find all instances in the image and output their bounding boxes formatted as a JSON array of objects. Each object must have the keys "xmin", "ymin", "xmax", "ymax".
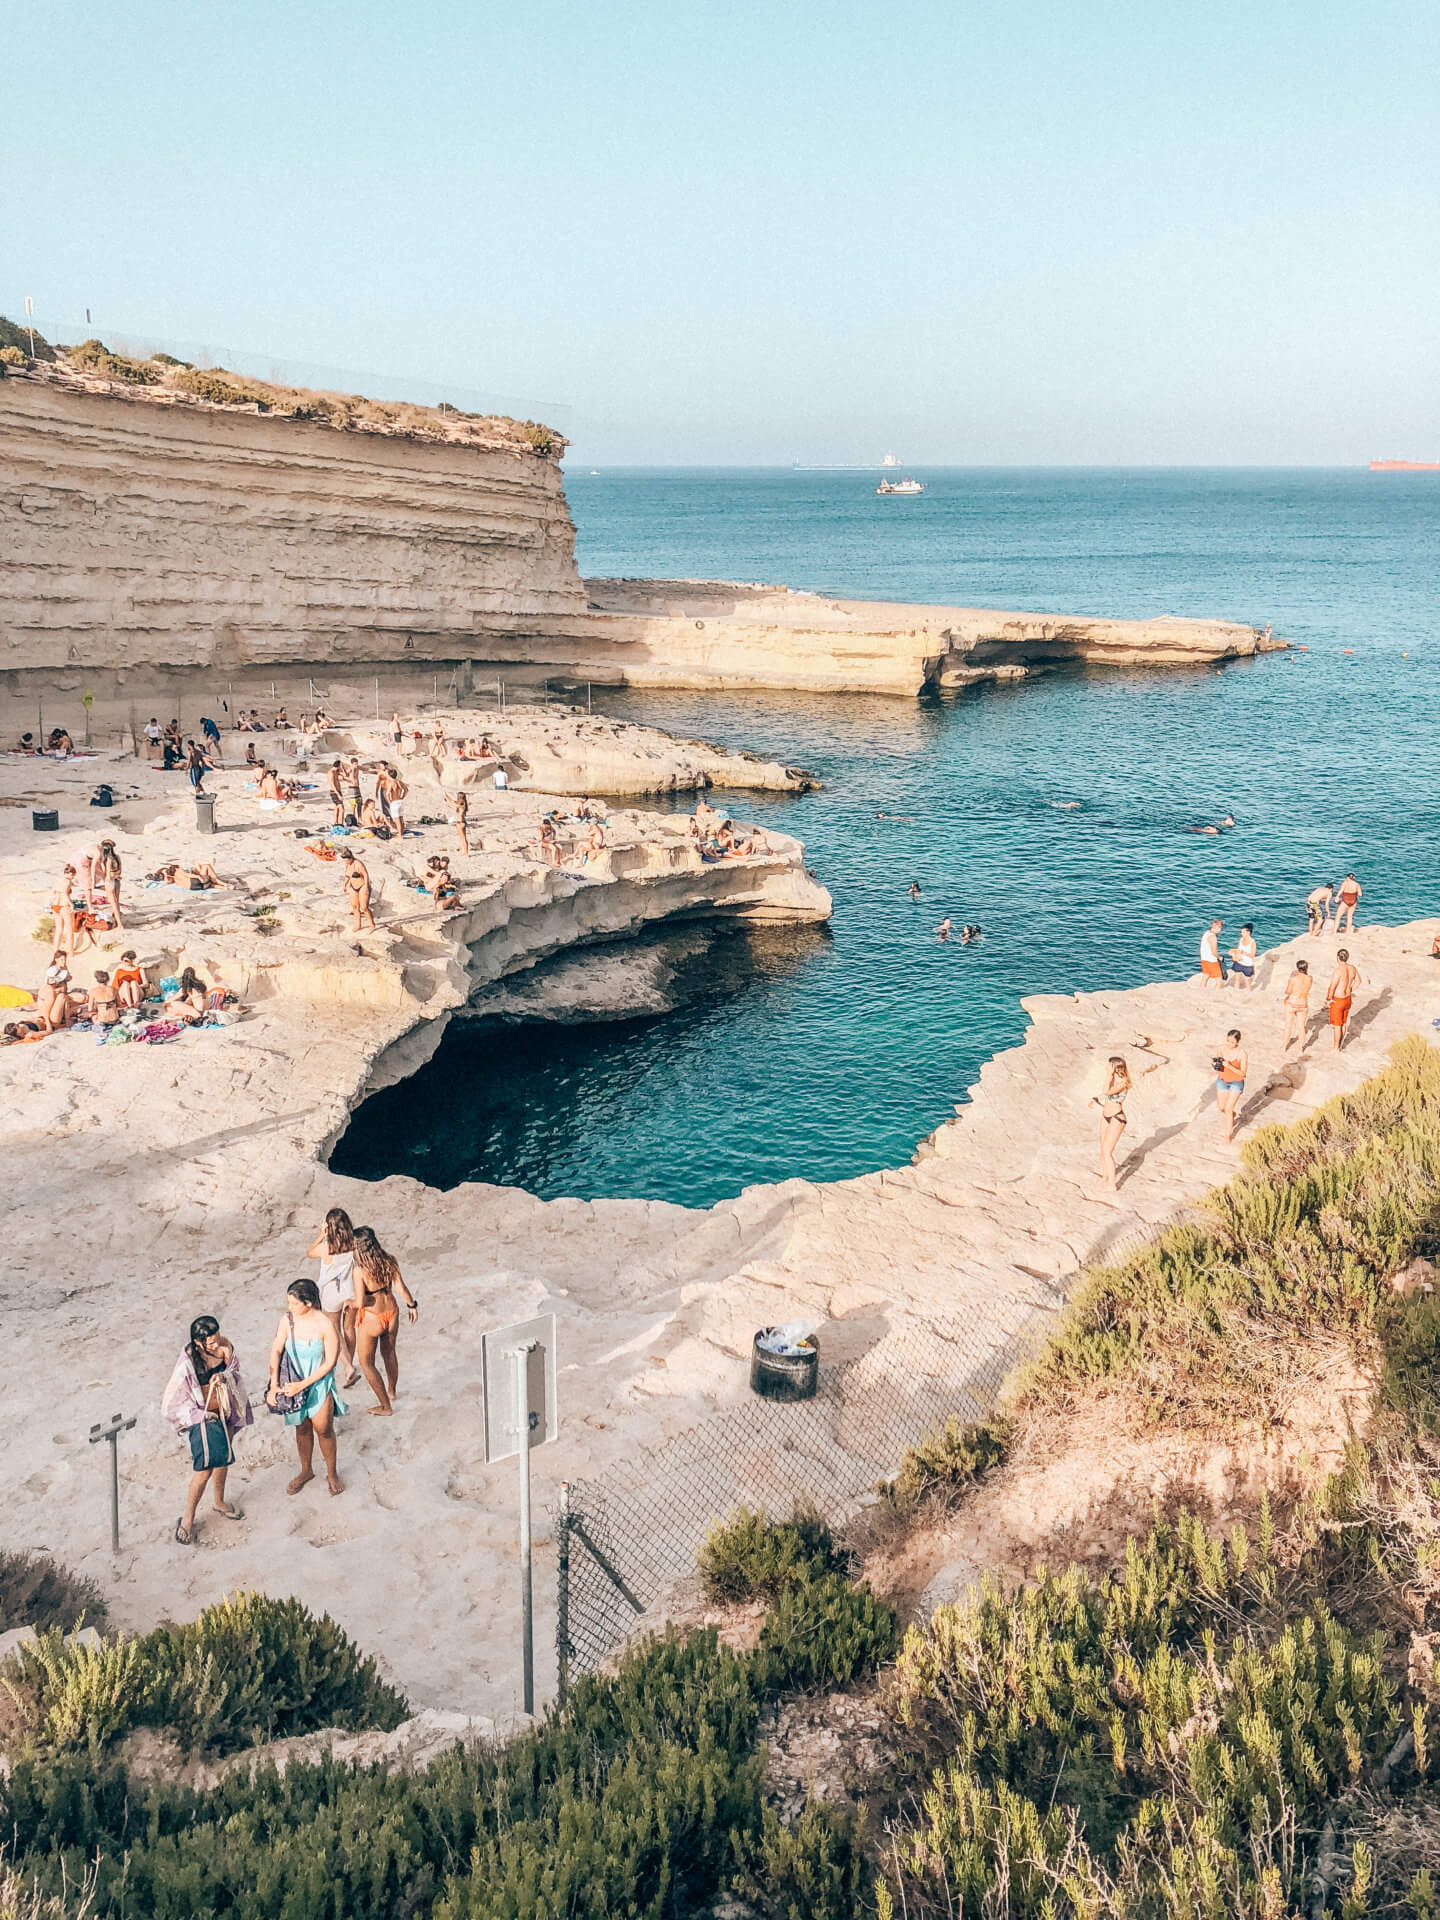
[{"xmin": 876, "ymin": 477, "xmax": 924, "ymax": 495}]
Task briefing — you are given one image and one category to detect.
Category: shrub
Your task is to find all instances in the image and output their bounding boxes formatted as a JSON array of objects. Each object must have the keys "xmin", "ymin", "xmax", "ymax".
[
  {"xmin": 883, "ymin": 1414, "xmax": 1009, "ymax": 1511},
  {"xmin": 0, "ymin": 345, "xmax": 25, "ymax": 368},
  {"xmin": 31, "ymin": 917, "xmax": 53, "ymax": 946},
  {"xmin": 0, "ymin": 316, "xmax": 56, "ymax": 362},
  {"xmin": 148, "ymin": 353, "xmax": 191, "ymax": 368},
  {"xmin": 1382, "ymin": 1293, "xmax": 1440, "ymax": 1433},
  {"xmin": 728, "ymin": 1800, "xmax": 867, "ymax": 1920},
  {"xmin": 64, "ymin": 340, "xmax": 159, "ymax": 386},
  {"xmin": 521, "ymin": 423, "xmax": 556, "ymax": 457},
  {"xmin": 699, "ymin": 1507, "xmax": 848, "ymax": 1604},
  {"xmin": 0, "ymin": 1555, "xmax": 106, "ymax": 1637},
  {"xmin": 755, "ymin": 1571, "xmax": 900, "ymax": 1694},
  {"xmin": 1, "ymin": 1592, "xmax": 407, "ymax": 1761},
  {"xmin": 170, "ymin": 367, "xmax": 260, "ymax": 408}
]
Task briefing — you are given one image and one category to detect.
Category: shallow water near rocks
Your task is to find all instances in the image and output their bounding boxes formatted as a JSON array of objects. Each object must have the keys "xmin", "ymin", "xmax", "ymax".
[{"xmin": 333, "ymin": 468, "xmax": 1440, "ymax": 1206}]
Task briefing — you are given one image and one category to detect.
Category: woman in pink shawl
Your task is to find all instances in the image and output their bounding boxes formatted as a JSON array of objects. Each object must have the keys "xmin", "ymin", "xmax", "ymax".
[{"xmin": 161, "ymin": 1315, "xmax": 254, "ymax": 1545}]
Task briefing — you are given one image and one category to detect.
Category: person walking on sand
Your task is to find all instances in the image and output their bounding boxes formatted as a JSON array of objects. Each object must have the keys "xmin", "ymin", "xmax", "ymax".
[
  {"xmin": 452, "ymin": 787, "xmax": 470, "ymax": 857},
  {"xmin": 1326, "ymin": 949, "xmax": 1362, "ymax": 1049},
  {"xmin": 1335, "ymin": 873, "xmax": 1362, "ymax": 934},
  {"xmin": 1200, "ymin": 918, "xmax": 1225, "ymax": 987},
  {"xmin": 350, "ymin": 1224, "xmax": 419, "ymax": 1416},
  {"xmin": 1091, "ymin": 1055, "xmax": 1131, "ymax": 1190},
  {"xmin": 186, "ymin": 739, "xmax": 214, "ymax": 794},
  {"xmin": 1214, "ymin": 1029, "xmax": 1248, "ymax": 1145},
  {"xmin": 1229, "ymin": 923, "xmax": 1258, "ymax": 991},
  {"xmin": 340, "ymin": 850, "xmax": 375, "ymax": 931},
  {"xmin": 162, "ymin": 1314, "xmax": 253, "ymax": 1545},
  {"xmin": 1280, "ymin": 956, "xmax": 1313, "ymax": 1051},
  {"xmin": 389, "ymin": 712, "xmax": 404, "ymax": 753},
  {"xmin": 93, "ymin": 840, "xmax": 124, "ymax": 930},
  {"xmin": 1306, "ymin": 884, "xmax": 1332, "ymax": 936},
  {"xmin": 308, "ymin": 1205, "xmax": 360, "ymax": 1387},
  {"xmin": 266, "ymin": 1278, "xmax": 346, "ymax": 1496}
]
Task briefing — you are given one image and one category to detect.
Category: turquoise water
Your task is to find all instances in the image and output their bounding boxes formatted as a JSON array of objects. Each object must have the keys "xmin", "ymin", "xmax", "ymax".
[{"xmin": 333, "ymin": 469, "xmax": 1440, "ymax": 1205}]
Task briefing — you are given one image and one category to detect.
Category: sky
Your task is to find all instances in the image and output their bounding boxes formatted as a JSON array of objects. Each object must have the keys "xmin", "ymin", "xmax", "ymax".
[{"xmin": 3, "ymin": 0, "xmax": 1437, "ymax": 465}]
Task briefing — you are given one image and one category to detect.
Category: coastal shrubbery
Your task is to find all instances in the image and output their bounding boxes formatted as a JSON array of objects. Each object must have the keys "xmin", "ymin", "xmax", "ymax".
[
  {"xmin": 0, "ymin": 1553, "xmax": 106, "ymax": 1638},
  {"xmin": 1, "ymin": 1592, "xmax": 406, "ymax": 1761},
  {"xmin": 0, "ymin": 315, "xmax": 57, "ymax": 361},
  {"xmin": 65, "ymin": 339, "xmax": 160, "ymax": 386},
  {"xmin": 699, "ymin": 1504, "xmax": 850, "ymax": 1601}
]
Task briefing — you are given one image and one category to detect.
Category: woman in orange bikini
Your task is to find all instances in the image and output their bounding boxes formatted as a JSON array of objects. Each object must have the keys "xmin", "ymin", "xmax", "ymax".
[
  {"xmin": 113, "ymin": 950, "xmax": 146, "ymax": 1008},
  {"xmin": 350, "ymin": 1224, "xmax": 418, "ymax": 1415},
  {"xmin": 1327, "ymin": 949, "xmax": 1361, "ymax": 1049},
  {"xmin": 1334, "ymin": 874, "xmax": 1362, "ymax": 934}
]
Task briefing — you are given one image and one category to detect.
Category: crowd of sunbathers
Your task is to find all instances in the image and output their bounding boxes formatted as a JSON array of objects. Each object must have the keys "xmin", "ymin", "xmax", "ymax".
[
  {"xmin": 10, "ymin": 728, "xmax": 80, "ymax": 757},
  {"xmin": 3, "ymin": 948, "xmax": 241, "ymax": 1046}
]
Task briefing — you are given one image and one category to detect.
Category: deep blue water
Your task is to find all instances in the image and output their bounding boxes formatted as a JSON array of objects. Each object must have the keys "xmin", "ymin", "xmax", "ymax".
[{"xmin": 333, "ymin": 469, "xmax": 1440, "ymax": 1205}]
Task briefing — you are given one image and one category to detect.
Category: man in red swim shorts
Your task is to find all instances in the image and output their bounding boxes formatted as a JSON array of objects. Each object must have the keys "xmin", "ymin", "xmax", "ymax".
[{"xmin": 1326, "ymin": 948, "xmax": 1361, "ymax": 1050}]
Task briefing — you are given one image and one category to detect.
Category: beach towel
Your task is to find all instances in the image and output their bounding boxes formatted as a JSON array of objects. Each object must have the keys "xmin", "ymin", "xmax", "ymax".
[{"xmin": 0, "ymin": 985, "xmax": 33, "ymax": 1008}]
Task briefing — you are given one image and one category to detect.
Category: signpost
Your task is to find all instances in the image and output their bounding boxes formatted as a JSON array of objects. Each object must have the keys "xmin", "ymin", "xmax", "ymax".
[
  {"xmin": 89, "ymin": 1411, "xmax": 137, "ymax": 1552},
  {"xmin": 481, "ymin": 1314, "xmax": 557, "ymax": 1714}
]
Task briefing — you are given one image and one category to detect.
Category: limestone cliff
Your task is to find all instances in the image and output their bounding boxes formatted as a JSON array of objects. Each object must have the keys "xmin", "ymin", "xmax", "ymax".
[
  {"xmin": 0, "ymin": 370, "xmax": 585, "ymax": 677},
  {"xmin": 1, "ymin": 365, "xmax": 1277, "ymax": 695}
]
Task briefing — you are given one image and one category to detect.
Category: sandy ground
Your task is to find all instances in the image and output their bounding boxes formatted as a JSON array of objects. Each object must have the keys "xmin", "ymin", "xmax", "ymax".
[{"xmin": 0, "ymin": 709, "xmax": 1434, "ymax": 1723}]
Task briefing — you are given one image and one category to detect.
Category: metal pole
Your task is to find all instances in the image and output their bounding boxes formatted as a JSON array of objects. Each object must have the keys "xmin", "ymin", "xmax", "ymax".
[
  {"xmin": 108, "ymin": 1430, "xmax": 120, "ymax": 1552},
  {"xmin": 587, "ymin": 683, "xmax": 592, "ymax": 714},
  {"xmin": 512, "ymin": 1341, "xmax": 535, "ymax": 1715},
  {"xmin": 556, "ymin": 1481, "xmax": 570, "ymax": 1703},
  {"xmin": 375, "ymin": 677, "xmax": 380, "ymax": 719}
]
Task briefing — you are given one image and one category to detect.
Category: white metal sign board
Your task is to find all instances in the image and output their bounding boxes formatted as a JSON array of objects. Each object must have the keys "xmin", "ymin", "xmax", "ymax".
[{"xmin": 481, "ymin": 1313, "xmax": 558, "ymax": 1464}]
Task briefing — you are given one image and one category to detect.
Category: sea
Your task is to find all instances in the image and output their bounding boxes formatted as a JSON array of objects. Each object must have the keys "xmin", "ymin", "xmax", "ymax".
[{"xmin": 332, "ymin": 468, "xmax": 1440, "ymax": 1206}]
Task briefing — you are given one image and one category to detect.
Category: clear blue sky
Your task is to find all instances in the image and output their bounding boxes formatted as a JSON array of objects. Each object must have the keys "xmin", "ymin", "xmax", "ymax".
[{"xmin": 4, "ymin": 0, "xmax": 1436, "ymax": 464}]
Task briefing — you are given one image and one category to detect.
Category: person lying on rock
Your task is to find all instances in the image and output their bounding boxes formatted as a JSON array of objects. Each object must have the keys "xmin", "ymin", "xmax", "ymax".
[{"xmin": 151, "ymin": 861, "xmax": 226, "ymax": 890}]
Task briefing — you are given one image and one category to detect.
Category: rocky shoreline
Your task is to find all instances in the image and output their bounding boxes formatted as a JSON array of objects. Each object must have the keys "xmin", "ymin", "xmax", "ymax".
[{"xmin": 0, "ymin": 702, "xmax": 1431, "ymax": 1720}]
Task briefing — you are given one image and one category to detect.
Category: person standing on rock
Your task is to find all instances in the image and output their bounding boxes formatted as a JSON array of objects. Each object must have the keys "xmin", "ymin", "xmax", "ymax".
[
  {"xmin": 1215, "ymin": 1029, "xmax": 1248, "ymax": 1145},
  {"xmin": 1335, "ymin": 874, "xmax": 1362, "ymax": 934},
  {"xmin": 341, "ymin": 757, "xmax": 362, "ymax": 827},
  {"xmin": 328, "ymin": 758, "xmax": 346, "ymax": 826},
  {"xmin": 452, "ymin": 787, "xmax": 470, "ymax": 857},
  {"xmin": 186, "ymin": 739, "xmax": 214, "ymax": 795},
  {"xmin": 380, "ymin": 764, "xmax": 408, "ymax": 837},
  {"xmin": 309, "ymin": 1206, "xmax": 361, "ymax": 1387},
  {"xmin": 341, "ymin": 850, "xmax": 375, "ymax": 932},
  {"xmin": 1280, "ymin": 957, "xmax": 1312, "ymax": 1051},
  {"xmin": 350, "ymin": 1224, "xmax": 419, "ymax": 1416},
  {"xmin": 389, "ymin": 712, "xmax": 404, "ymax": 753},
  {"xmin": 1200, "ymin": 918, "xmax": 1225, "ymax": 987},
  {"xmin": 1229, "ymin": 923, "xmax": 1257, "ymax": 991},
  {"xmin": 1326, "ymin": 949, "xmax": 1362, "ymax": 1049},
  {"xmin": 162, "ymin": 1314, "xmax": 253, "ymax": 1545},
  {"xmin": 1091, "ymin": 1055, "xmax": 1131, "ymax": 1190},
  {"xmin": 1306, "ymin": 883, "xmax": 1333, "ymax": 937},
  {"xmin": 266, "ymin": 1278, "xmax": 346, "ymax": 1498}
]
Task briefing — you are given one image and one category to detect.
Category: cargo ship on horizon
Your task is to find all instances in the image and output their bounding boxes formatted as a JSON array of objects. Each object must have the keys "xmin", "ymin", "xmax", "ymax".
[{"xmin": 1370, "ymin": 458, "xmax": 1440, "ymax": 471}]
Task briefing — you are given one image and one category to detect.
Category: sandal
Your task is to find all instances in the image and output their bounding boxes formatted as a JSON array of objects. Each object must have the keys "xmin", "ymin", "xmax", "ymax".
[
  {"xmin": 174, "ymin": 1519, "xmax": 194, "ymax": 1545},
  {"xmin": 212, "ymin": 1501, "xmax": 244, "ymax": 1520}
]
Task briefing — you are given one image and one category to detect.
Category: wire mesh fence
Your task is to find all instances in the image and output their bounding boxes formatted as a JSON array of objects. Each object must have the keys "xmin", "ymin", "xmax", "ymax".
[
  {"xmin": 554, "ymin": 1292, "xmax": 1056, "ymax": 1690},
  {"xmin": 554, "ymin": 1207, "xmax": 1196, "ymax": 1691}
]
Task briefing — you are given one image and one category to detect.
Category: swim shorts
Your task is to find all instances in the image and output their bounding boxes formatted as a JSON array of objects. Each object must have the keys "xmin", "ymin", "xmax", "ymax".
[
  {"xmin": 1201, "ymin": 959, "xmax": 1222, "ymax": 979},
  {"xmin": 1329, "ymin": 997, "xmax": 1352, "ymax": 1027}
]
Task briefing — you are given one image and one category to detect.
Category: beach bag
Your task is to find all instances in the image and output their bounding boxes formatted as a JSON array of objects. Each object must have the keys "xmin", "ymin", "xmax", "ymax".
[
  {"xmin": 105, "ymin": 1024, "xmax": 131, "ymax": 1045},
  {"xmin": 268, "ymin": 1314, "xmax": 305, "ymax": 1416},
  {"xmin": 158, "ymin": 975, "xmax": 180, "ymax": 997}
]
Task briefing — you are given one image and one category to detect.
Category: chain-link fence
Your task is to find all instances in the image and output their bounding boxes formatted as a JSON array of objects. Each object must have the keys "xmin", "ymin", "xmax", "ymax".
[
  {"xmin": 553, "ymin": 1292, "xmax": 1057, "ymax": 1690},
  {"xmin": 553, "ymin": 1208, "xmax": 1196, "ymax": 1692}
]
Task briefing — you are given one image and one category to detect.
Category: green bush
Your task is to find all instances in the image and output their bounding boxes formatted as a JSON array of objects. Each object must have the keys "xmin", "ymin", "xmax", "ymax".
[
  {"xmin": 170, "ymin": 366, "xmax": 260, "ymax": 408},
  {"xmin": 882, "ymin": 1414, "xmax": 1009, "ymax": 1511},
  {"xmin": 699, "ymin": 1507, "xmax": 848, "ymax": 1604},
  {"xmin": 1381, "ymin": 1292, "xmax": 1440, "ymax": 1432},
  {"xmin": 729, "ymin": 1800, "xmax": 868, "ymax": 1920},
  {"xmin": 148, "ymin": 352, "xmax": 191, "ymax": 368},
  {"xmin": 64, "ymin": 339, "xmax": 159, "ymax": 385},
  {"xmin": 521, "ymin": 422, "xmax": 556, "ymax": 456},
  {"xmin": 0, "ymin": 344, "xmax": 25, "ymax": 369},
  {"xmin": 0, "ymin": 315, "xmax": 56, "ymax": 361},
  {"xmin": 1, "ymin": 1592, "xmax": 406, "ymax": 1761},
  {"xmin": 0, "ymin": 1554, "xmax": 106, "ymax": 1637},
  {"xmin": 755, "ymin": 1571, "xmax": 900, "ymax": 1694}
]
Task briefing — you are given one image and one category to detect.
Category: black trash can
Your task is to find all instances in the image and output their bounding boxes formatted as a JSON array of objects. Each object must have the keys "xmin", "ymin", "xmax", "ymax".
[
  {"xmin": 32, "ymin": 809, "xmax": 59, "ymax": 832},
  {"xmin": 750, "ymin": 1328, "xmax": 819, "ymax": 1402}
]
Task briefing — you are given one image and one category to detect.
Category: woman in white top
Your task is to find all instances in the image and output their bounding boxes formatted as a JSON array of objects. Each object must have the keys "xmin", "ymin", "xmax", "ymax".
[
  {"xmin": 307, "ymin": 1205, "xmax": 360, "ymax": 1387},
  {"xmin": 1229, "ymin": 923, "xmax": 1258, "ymax": 991}
]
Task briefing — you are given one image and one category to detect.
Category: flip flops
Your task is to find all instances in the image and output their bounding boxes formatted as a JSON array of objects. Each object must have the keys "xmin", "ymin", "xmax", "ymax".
[{"xmin": 174, "ymin": 1518, "xmax": 194, "ymax": 1545}]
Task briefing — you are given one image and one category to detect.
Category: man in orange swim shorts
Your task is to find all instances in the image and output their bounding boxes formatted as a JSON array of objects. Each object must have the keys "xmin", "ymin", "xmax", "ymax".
[
  {"xmin": 1200, "ymin": 918, "xmax": 1225, "ymax": 987},
  {"xmin": 1326, "ymin": 948, "xmax": 1361, "ymax": 1050}
]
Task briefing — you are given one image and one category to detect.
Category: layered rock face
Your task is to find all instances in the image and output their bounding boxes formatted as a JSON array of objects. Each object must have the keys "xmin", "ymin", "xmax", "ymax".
[
  {"xmin": 1, "ymin": 371, "xmax": 1275, "ymax": 695},
  {"xmin": 0, "ymin": 373, "xmax": 586, "ymax": 678}
]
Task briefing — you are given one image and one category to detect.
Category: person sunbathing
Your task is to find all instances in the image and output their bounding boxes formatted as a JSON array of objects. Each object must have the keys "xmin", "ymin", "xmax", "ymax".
[
  {"xmin": 537, "ymin": 817, "xmax": 562, "ymax": 866},
  {"xmin": 152, "ymin": 861, "xmax": 225, "ymax": 890},
  {"xmin": 166, "ymin": 967, "xmax": 210, "ymax": 1024},
  {"xmin": 37, "ymin": 958, "xmax": 73, "ymax": 1031},
  {"xmin": 2, "ymin": 1020, "xmax": 47, "ymax": 1045},
  {"xmin": 15, "ymin": 733, "xmax": 36, "ymax": 754},
  {"xmin": 47, "ymin": 728, "xmax": 75, "ymax": 755},
  {"xmin": 581, "ymin": 821, "xmax": 607, "ymax": 863},
  {"xmin": 359, "ymin": 796, "xmax": 392, "ymax": 838},
  {"xmin": 89, "ymin": 969, "xmax": 120, "ymax": 1028}
]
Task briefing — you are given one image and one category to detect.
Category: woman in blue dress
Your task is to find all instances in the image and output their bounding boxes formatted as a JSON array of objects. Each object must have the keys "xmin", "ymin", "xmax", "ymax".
[{"xmin": 265, "ymin": 1277, "xmax": 347, "ymax": 1496}]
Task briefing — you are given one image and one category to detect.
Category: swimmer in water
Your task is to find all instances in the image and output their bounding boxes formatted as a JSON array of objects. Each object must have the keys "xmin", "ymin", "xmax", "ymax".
[
  {"xmin": 935, "ymin": 917, "xmax": 952, "ymax": 942},
  {"xmin": 908, "ymin": 881, "xmax": 921, "ymax": 901}
]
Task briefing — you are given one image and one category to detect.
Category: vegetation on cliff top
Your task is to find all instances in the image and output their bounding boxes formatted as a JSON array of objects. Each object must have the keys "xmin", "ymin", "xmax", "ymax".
[
  {"xmin": 0, "ymin": 317, "xmax": 563, "ymax": 456},
  {"xmin": 7, "ymin": 1045, "xmax": 1440, "ymax": 1915}
]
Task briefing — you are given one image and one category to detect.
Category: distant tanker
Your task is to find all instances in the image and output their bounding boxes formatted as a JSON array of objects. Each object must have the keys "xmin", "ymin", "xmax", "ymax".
[{"xmin": 1370, "ymin": 459, "xmax": 1440, "ymax": 471}]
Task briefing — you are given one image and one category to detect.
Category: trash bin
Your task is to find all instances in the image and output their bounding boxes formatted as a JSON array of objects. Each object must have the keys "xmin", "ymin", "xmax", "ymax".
[
  {"xmin": 32, "ymin": 808, "xmax": 59, "ymax": 832},
  {"xmin": 749, "ymin": 1327, "xmax": 819, "ymax": 1402},
  {"xmin": 194, "ymin": 793, "xmax": 216, "ymax": 835}
]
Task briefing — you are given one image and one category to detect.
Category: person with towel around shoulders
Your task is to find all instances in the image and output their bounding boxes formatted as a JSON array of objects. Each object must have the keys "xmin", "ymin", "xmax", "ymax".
[
  {"xmin": 267, "ymin": 1277, "xmax": 347, "ymax": 1497},
  {"xmin": 162, "ymin": 1315, "xmax": 253, "ymax": 1545}
]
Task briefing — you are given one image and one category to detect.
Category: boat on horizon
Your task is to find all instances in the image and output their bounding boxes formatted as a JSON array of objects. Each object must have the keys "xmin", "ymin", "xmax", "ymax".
[
  {"xmin": 1370, "ymin": 459, "xmax": 1440, "ymax": 471},
  {"xmin": 876, "ymin": 477, "xmax": 924, "ymax": 495}
]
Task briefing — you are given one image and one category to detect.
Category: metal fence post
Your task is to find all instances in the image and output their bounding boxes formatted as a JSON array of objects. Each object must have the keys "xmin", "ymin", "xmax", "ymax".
[
  {"xmin": 511, "ymin": 1341, "xmax": 536, "ymax": 1715},
  {"xmin": 556, "ymin": 1481, "xmax": 571, "ymax": 1703}
]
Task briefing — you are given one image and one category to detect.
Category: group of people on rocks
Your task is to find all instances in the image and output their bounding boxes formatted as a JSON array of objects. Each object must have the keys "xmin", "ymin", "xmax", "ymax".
[
  {"xmin": 1089, "ymin": 875, "xmax": 1371, "ymax": 1189},
  {"xmin": 162, "ymin": 1208, "xmax": 418, "ymax": 1543}
]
